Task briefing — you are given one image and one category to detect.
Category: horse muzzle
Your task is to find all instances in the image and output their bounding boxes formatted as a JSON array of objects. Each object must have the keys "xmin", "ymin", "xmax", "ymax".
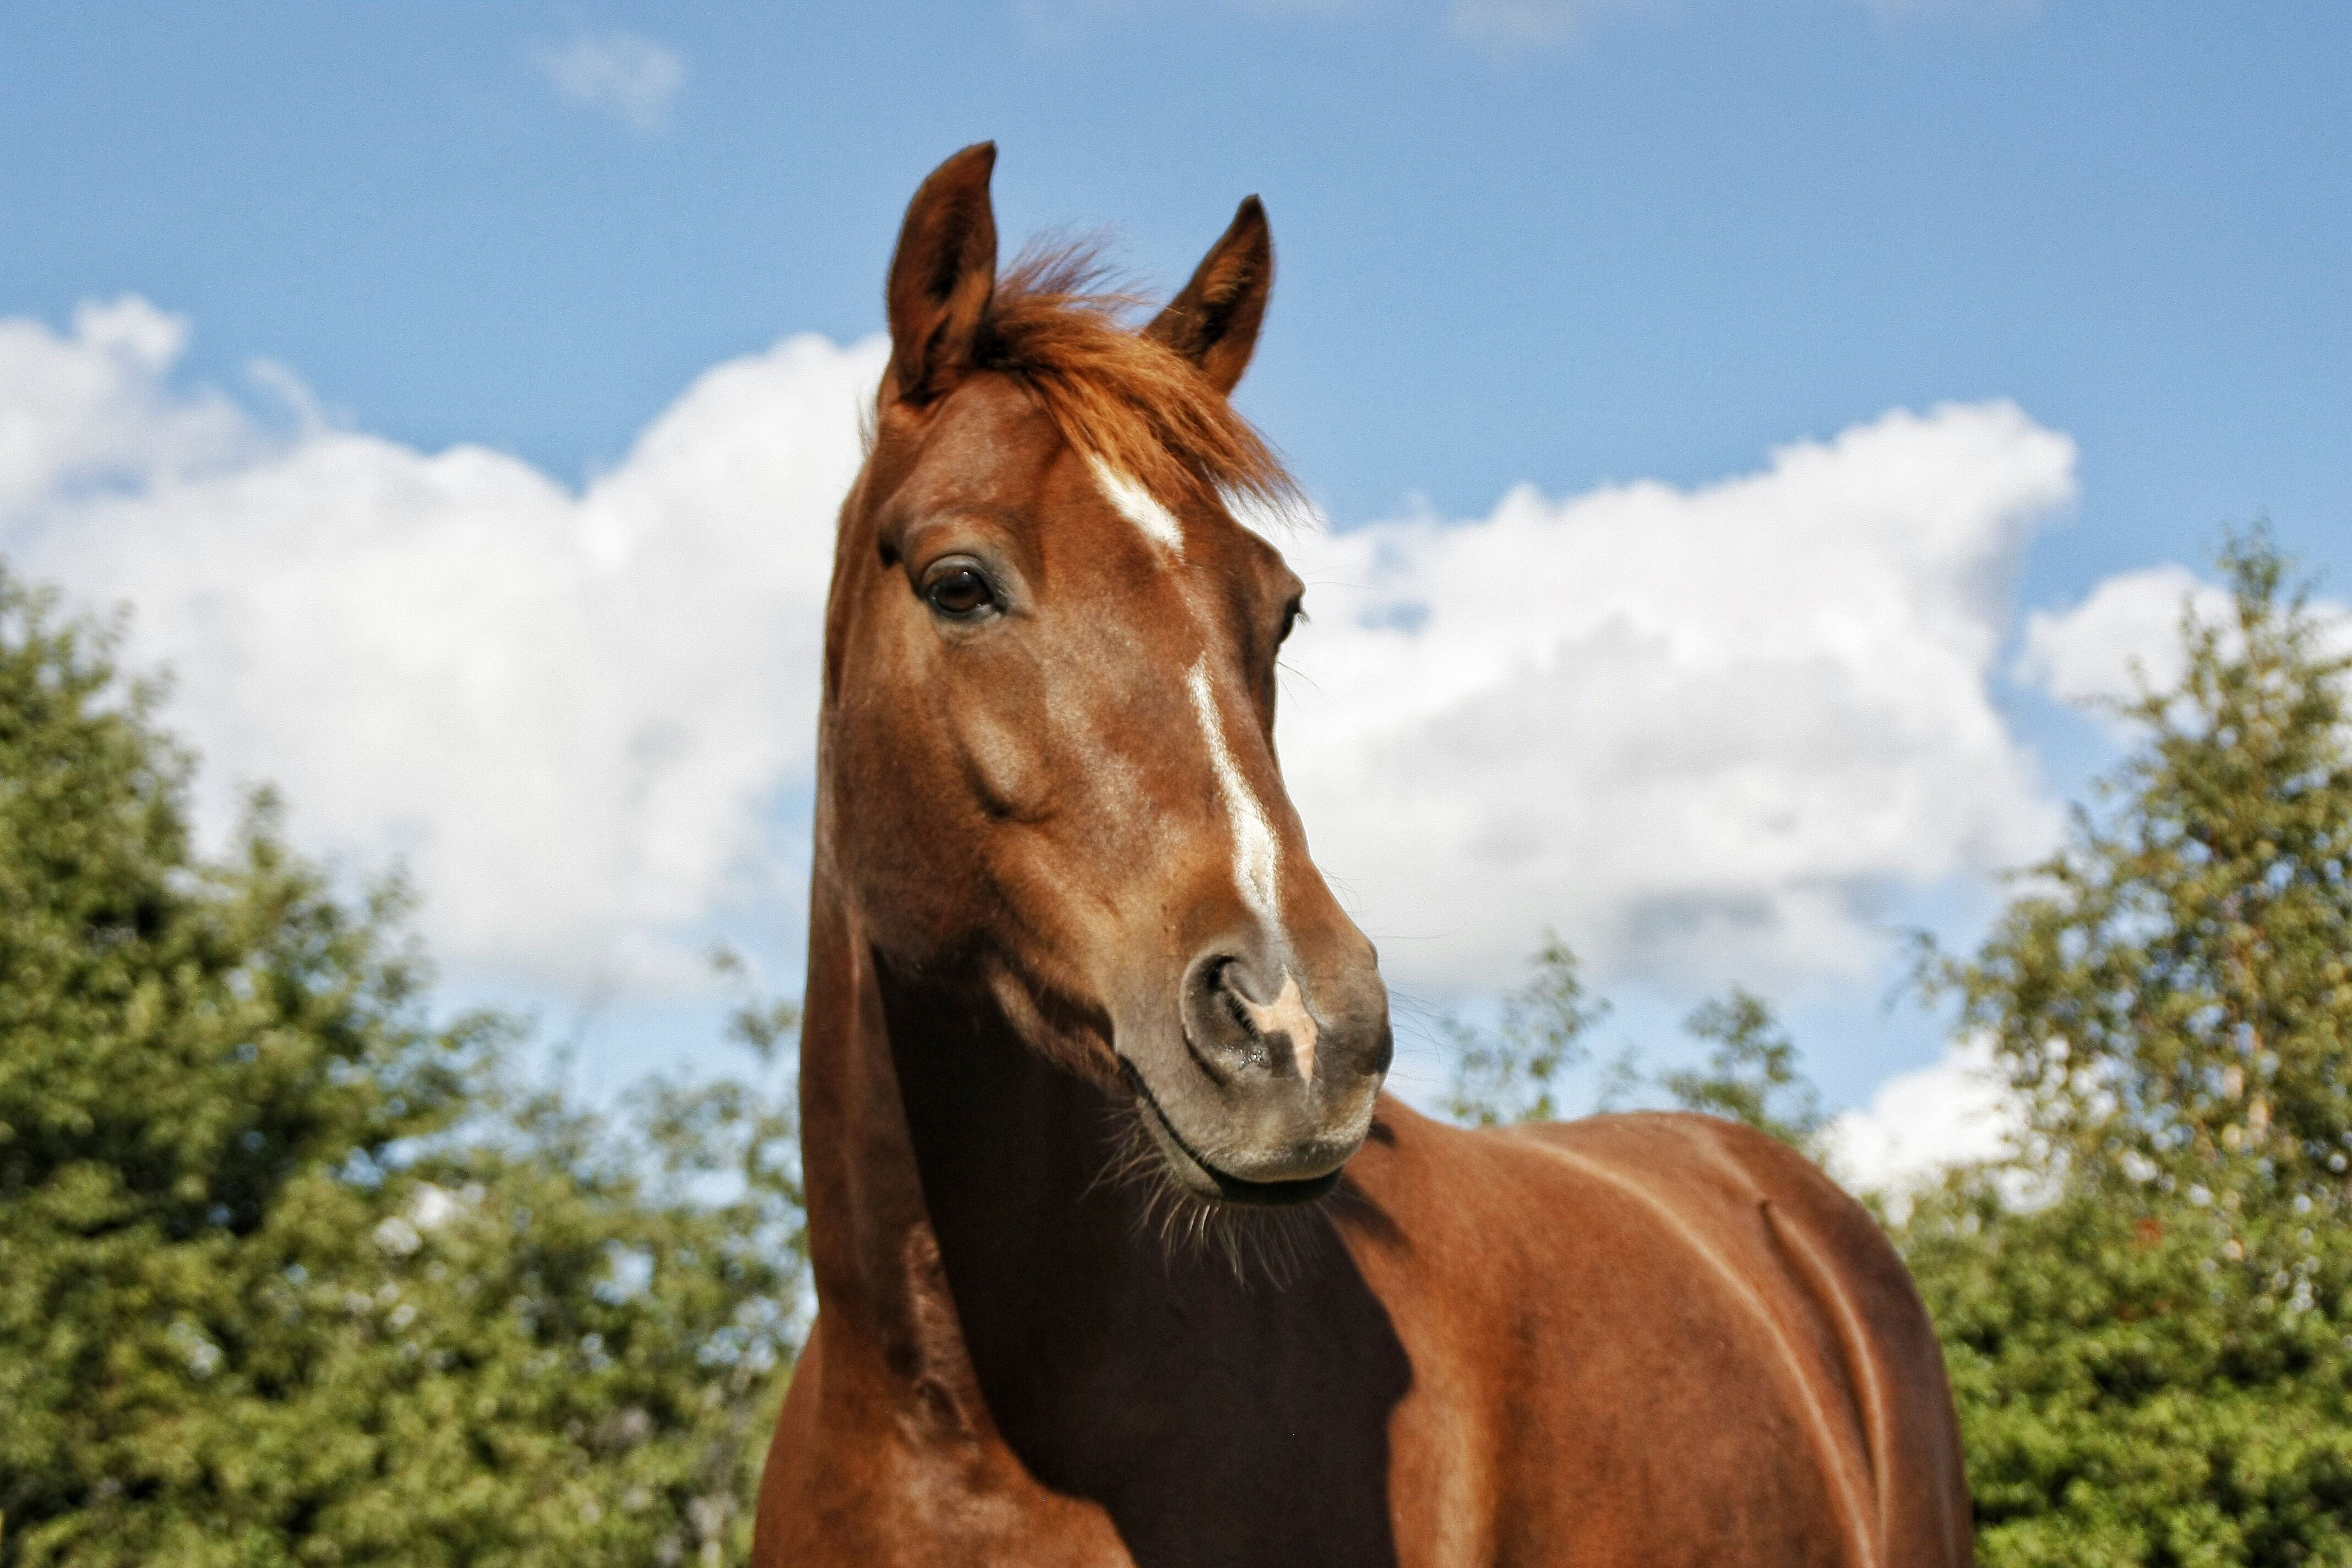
[{"xmin": 1117, "ymin": 939, "xmax": 1391, "ymax": 1205}]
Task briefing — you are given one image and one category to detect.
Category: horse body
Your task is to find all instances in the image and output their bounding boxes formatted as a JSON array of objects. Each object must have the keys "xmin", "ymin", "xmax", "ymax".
[{"xmin": 753, "ymin": 145, "xmax": 1972, "ymax": 1567}]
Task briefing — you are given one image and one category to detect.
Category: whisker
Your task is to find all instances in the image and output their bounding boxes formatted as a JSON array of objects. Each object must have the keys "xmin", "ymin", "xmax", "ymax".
[{"xmin": 1093, "ymin": 1098, "xmax": 1329, "ymax": 1291}]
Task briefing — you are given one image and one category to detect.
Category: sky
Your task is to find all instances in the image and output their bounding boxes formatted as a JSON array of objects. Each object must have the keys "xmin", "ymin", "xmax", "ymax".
[{"xmin": 2, "ymin": 2, "xmax": 2345, "ymax": 1186}]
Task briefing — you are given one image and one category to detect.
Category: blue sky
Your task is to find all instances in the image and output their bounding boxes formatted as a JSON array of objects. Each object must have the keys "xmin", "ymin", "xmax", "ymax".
[
  {"xmin": 2, "ymin": 2, "xmax": 2344, "ymax": 1170},
  {"xmin": 7, "ymin": 2, "xmax": 2342, "ymax": 568}
]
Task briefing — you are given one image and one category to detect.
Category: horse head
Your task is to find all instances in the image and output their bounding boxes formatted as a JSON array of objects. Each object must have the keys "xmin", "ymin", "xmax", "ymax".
[{"xmin": 820, "ymin": 143, "xmax": 1391, "ymax": 1205}]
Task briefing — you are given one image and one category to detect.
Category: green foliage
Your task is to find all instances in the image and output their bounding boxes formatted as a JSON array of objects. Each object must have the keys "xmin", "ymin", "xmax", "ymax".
[
  {"xmin": 1440, "ymin": 532, "xmax": 2352, "ymax": 1566},
  {"xmin": 1440, "ymin": 932, "xmax": 1609, "ymax": 1126},
  {"xmin": 1899, "ymin": 530, "xmax": 2352, "ymax": 1567},
  {"xmin": 1440, "ymin": 940, "xmax": 1819, "ymax": 1155},
  {"xmin": 1903, "ymin": 1171, "xmax": 2352, "ymax": 1567},
  {"xmin": 1925, "ymin": 529, "xmax": 2352, "ymax": 1216},
  {"xmin": 0, "ymin": 564, "xmax": 803, "ymax": 1567},
  {"xmin": 13, "ymin": 519, "xmax": 2351, "ymax": 1568},
  {"xmin": 1663, "ymin": 987, "xmax": 1827, "ymax": 1159}
]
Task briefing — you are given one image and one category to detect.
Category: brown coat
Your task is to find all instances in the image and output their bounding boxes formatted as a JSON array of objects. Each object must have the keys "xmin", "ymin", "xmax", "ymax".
[{"xmin": 751, "ymin": 144, "xmax": 1973, "ymax": 1568}]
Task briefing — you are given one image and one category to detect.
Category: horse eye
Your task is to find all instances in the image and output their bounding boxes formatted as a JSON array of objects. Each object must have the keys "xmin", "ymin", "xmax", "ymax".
[
  {"xmin": 925, "ymin": 567, "xmax": 995, "ymax": 618},
  {"xmin": 1277, "ymin": 598, "xmax": 1304, "ymax": 645}
]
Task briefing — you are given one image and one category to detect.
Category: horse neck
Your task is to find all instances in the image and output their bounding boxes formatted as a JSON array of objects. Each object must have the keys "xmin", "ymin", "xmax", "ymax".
[
  {"xmin": 794, "ymin": 875, "xmax": 1417, "ymax": 1562},
  {"xmin": 796, "ymin": 873, "xmax": 1136, "ymax": 1419}
]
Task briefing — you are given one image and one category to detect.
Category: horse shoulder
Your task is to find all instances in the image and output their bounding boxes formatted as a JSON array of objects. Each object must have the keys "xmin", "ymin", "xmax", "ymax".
[
  {"xmin": 753, "ymin": 1312, "xmax": 1132, "ymax": 1568},
  {"xmin": 1343, "ymin": 1107, "xmax": 1971, "ymax": 1567}
]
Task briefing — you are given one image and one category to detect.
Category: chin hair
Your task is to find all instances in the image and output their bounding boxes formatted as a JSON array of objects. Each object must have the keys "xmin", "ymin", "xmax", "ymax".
[{"xmin": 1093, "ymin": 1098, "xmax": 1333, "ymax": 1291}]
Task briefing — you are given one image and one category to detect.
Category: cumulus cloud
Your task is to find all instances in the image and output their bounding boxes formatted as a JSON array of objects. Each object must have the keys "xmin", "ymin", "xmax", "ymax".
[
  {"xmin": 0, "ymin": 299, "xmax": 258, "ymax": 514},
  {"xmin": 1275, "ymin": 401, "xmax": 2078, "ymax": 993},
  {"xmin": 533, "ymin": 30, "xmax": 687, "ymax": 131},
  {"xmin": 1820, "ymin": 1034, "xmax": 2019, "ymax": 1195},
  {"xmin": 2015, "ymin": 564, "xmax": 2226, "ymax": 707},
  {"xmin": 4, "ymin": 297, "xmax": 2091, "ymax": 1019},
  {"xmin": 2, "ymin": 298, "xmax": 880, "ymax": 991},
  {"xmin": 2018, "ymin": 563, "xmax": 2351, "ymax": 715}
]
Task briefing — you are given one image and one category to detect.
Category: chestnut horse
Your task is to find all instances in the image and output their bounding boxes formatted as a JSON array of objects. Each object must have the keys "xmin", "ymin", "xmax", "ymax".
[{"xmin": 752, "ymin": 144, "xmax": 1973, "ymax": 1567}]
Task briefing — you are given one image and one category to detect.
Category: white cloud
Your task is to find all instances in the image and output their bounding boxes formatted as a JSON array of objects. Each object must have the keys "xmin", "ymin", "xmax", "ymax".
[
  {"xmin": 2015, "ymin": 564, "xmax": 2224, "ymax": 707},
  {"xmin": 4, "ymin": 298, "xmax": 2089, "ymax": 1020},
  {"xmin": 0, "ymin": 298, "xmax": 257, "ymax": 515},
  {"xmin": 1275, "ymin": 401, "xmax": 2078, "ymax": 993},
  {"xmin": 1820, "ymin": 1034, "xmax": 2018, "ymax": 1195},
  {"xmin": 2, "ymin": 298, "xmax": 881, "ymax": 992},
  {"xmin": 533, "ymin": 31, "xmax": 687, "ymax": 132},
  {"xmin": 2018, "ymin": 564, "xmax": 2351, "ymax": 715}
]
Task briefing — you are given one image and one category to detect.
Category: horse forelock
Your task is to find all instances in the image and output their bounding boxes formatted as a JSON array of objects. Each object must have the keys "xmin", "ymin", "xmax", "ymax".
[{"xmin": 963, "ymin": 240, "xmax": 1304, "ymax": 524}]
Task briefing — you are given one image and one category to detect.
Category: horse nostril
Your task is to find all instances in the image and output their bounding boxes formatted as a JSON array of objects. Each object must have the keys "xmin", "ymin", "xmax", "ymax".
[
  {"xmin": 1184, "ymin": 950, "xmax": 1327, "ymax": 1085},
  {"xmin": 1182, "ymin": 954, "xmax": 1268, "ymax": 1078}
]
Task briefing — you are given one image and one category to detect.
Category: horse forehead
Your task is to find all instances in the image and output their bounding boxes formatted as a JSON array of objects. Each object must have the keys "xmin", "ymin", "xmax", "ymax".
[
  {"xmin": 1041, "ymin": 476, "xmax": 1283, "ymax": 603},
  {"xmin": 892, "ymin": 378, "xmax": 1063, "ymax": 503},
  {"xmin": 885, "ymin": 377, "xmax": 1286, "ymax": 588}
]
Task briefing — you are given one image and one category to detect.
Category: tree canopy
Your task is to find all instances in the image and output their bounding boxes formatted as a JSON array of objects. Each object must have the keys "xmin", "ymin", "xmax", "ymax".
[
  {"xmin": 7, "ymin": 529, "xmax": 2349, "ymax": 1566},
  {"xmin": 1901, "ymin": 534, "xmax": 2352, "ymax": 1566},
  {"xmin": 0, "ymin": 566, "xmax": 802, "ymax": 1567},
  {"xmin": 1442, "ymin": 533, "xmax": 2352, "ymax": 1567}
]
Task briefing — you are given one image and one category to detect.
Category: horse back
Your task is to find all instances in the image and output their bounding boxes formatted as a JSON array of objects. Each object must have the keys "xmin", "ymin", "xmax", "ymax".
[{"xmin": 1345, "ymin": 1105, "xmax": 1974, "ymax": 1568}]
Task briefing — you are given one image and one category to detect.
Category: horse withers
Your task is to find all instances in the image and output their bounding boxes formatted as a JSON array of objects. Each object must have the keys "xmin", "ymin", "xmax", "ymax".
[{"xmin": 752, "ymin": 143, "xmax": 1974, "ymax": 1568}]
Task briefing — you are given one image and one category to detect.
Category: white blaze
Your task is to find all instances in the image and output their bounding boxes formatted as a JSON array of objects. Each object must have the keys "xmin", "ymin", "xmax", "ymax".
[
  {"xmin": 1185, "ymin": 656, "xmax": 1281, "ymax": 930},
  {"xmin": 1187, "ymin": 656, "xmax": 1317, "ymax": 1078},
  {"xmin": 1089, "ymin": 455, "xmax": 1185, "ymax": 556}
]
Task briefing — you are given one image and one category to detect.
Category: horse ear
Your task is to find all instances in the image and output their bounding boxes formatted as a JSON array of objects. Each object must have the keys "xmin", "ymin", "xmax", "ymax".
[
  {"xmin": 885, "ymin": 143, "xmax": 1000, "ymax": 406},
  {"xmin": 1145, "ymin": 195, "xmax": 1273, "ymax": 396}
]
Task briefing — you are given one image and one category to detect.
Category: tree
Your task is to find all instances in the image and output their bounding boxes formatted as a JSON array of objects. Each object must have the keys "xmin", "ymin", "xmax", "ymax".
[
  {"xmin": 1663, "ymin": 988, "xmax": 1826, "ymax": 1160},
  {"xmin": 0, "ymin": 563, "xmax": 804, "ymax": 1567},
  {"xmin": 1439, "ymin": 534, "xmax": 2352, "ymax": 1565},
  {"xmin": 1440, "ymin": 938, "xmax": 1822, "ymax": 1156},
  {"xmin": 1440, "ymin": 932, "xmax": 1610, "ymax": 1126},
  {"xmin": 1901, "ymin": 531, "xmax": 2352, "ymax": 1567}
]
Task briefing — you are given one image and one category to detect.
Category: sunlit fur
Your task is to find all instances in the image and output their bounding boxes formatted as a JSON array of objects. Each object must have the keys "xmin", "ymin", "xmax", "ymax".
[
  {"xmin": 759, "ymin": 148, "xmax": 1977, "ymax": 1568},
  {"xmin": 940, "ymin": 243, "xmax": 1303, "ymax": 524}
]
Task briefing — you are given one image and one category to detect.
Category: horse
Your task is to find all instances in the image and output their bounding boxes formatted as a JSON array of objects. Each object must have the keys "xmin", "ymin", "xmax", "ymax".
[{"xmin": 752, "ymin": 143, "xmax": 1974, "ymax": 1568}]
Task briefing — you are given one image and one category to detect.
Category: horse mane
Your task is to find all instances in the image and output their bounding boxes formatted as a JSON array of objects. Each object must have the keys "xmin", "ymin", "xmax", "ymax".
[{"xmin": 969, "ymin": 240, "xmax": 1304, "ymax": 517}]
